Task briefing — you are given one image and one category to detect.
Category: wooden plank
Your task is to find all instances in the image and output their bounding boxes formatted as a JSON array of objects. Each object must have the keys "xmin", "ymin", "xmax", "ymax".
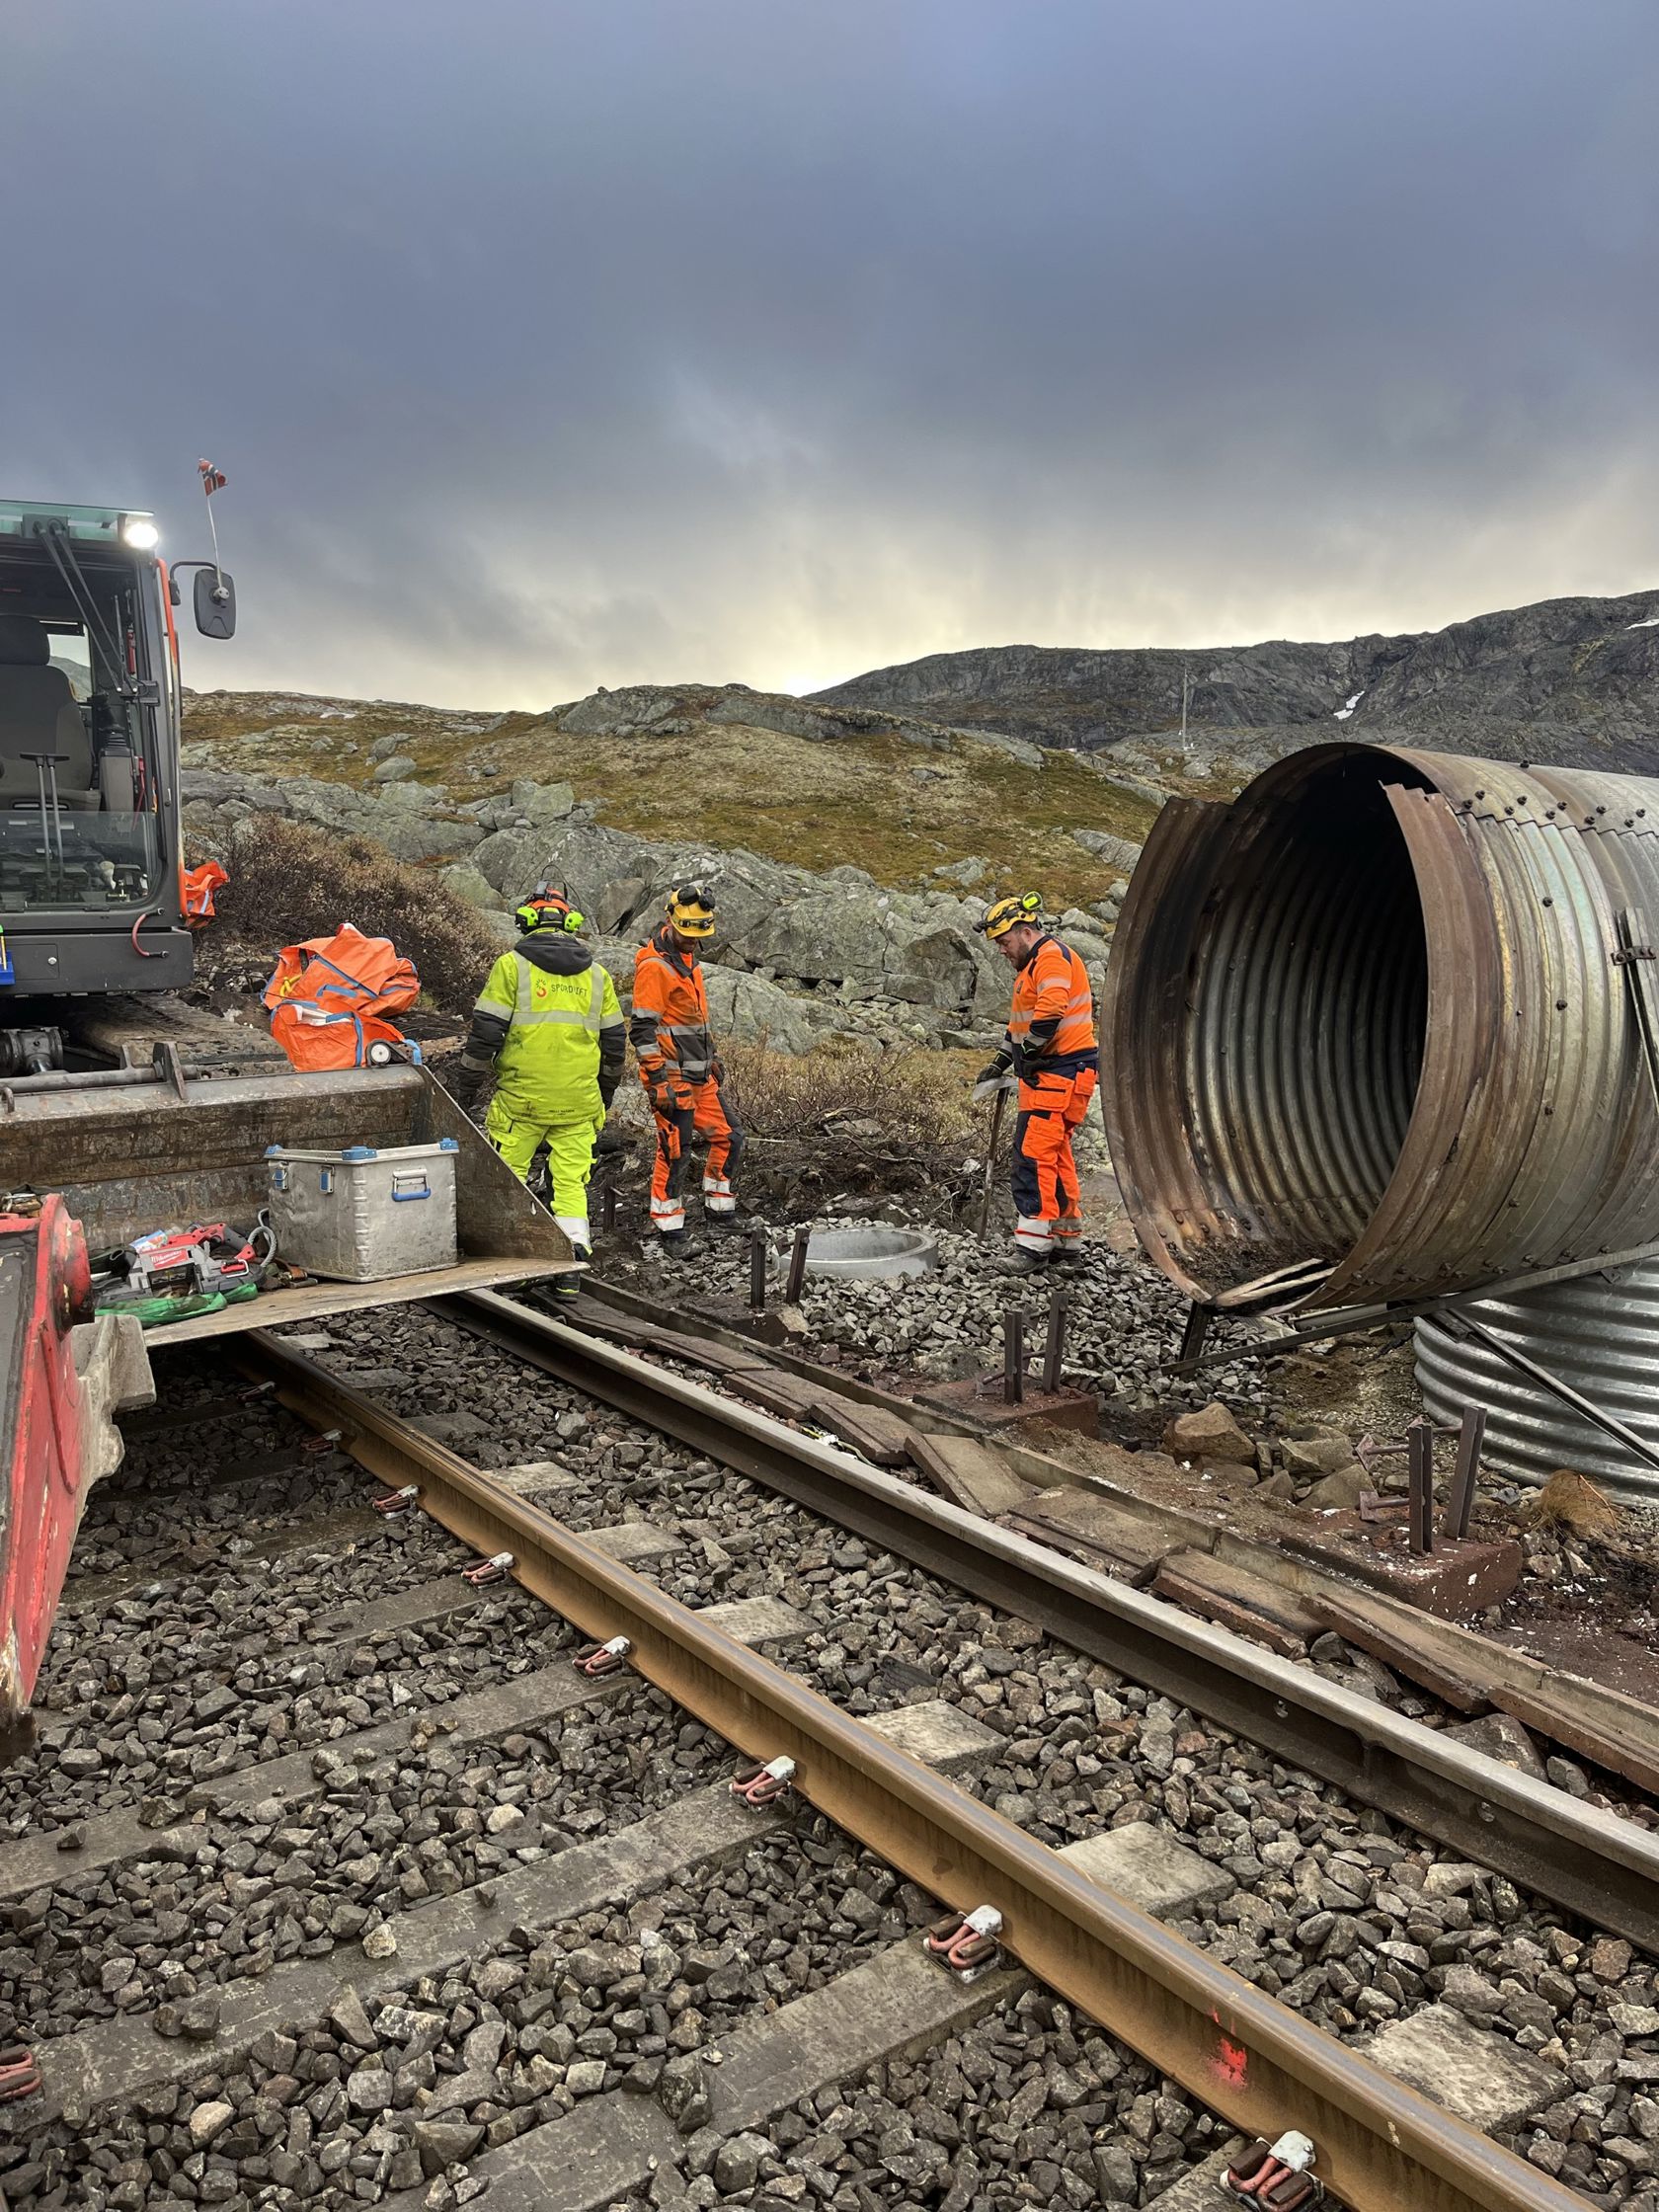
[
  {"xmin": 816, "ymin": 1398, "xmax": 918, "ymax": 1467},
  {"xmin": 1492, "ymin": 1682, "xmax": 1659, "ymax": 1797},
  {"xmin": 908, "ymin": 1431, "xmax": 1033, "ymax": 1518},
  {"xmin": 146, "ymin": 1257, "xmax": 568, "ymax": 1346},
  {"xmin": 1007, "ymin": 1487, "xmax": 1176, "ymax": 1586},
  {"xmin": 648, "ymin": 1328, "xmax": 773, "ymax": 1376},
  {"xmin": 1152, "ymin": 1550, "xmax": 1323, "ymax": 1659},
  {"xmin": 725, "ymin": 1369, "xmax": 828, "ymax": 1422},
  {"xmin": 564, "ymin": 1301, "xmax": 671, "ymax": 1348},
  {"xmin": 1306, "ymin": 1591, "xmax": 1494, "ymax": 1714}
]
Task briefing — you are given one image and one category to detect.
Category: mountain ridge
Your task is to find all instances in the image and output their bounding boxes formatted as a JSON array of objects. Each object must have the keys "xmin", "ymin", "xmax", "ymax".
[{"xmin": 812, "ymin": 588, "xmax": 1659, "ymax": 774}]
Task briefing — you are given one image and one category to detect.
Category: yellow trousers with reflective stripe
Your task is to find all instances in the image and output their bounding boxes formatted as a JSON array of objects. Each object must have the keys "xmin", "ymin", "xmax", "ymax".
[{"xmin": 484, "ymin": 1098, "xmax": 600, "ymax": 1241}]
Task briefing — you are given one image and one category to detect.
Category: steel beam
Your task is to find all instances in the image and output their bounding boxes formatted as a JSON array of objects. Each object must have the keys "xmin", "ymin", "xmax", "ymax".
[
  {"xmin": 240, "ymin": 1327, "xmax": 1581, "ymax": 2212},
  {"xmin": 431, "ymin": 1290, "xmax": 1659, "ymax": 1957}
]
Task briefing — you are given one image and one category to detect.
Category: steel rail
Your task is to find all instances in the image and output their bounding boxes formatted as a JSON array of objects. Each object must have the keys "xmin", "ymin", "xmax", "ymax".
[
  {"xmin": 238, "ymin": 1327, "xmax": 1579, "ymax": 2212},
  {"xmin": 433, "ymin": 1287, "xmax": 1659, "ymax": 1956}
]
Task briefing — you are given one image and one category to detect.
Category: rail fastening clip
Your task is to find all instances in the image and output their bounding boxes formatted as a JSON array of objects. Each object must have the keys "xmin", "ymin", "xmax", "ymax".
[
  {"xmin": 462, "ymin": 1551, "xmax": 514, "ymax": 1587},
  {"xmin": 0, "ymin": 2044, "xmax": 41, "ymax": 2103},
  {"xmin": 1224, "ymin": 2131, "xmax": 1321, "ymax": 2209},
  {"xmin": 371, "ymin": 1484, "xmax": 420, "ymax": 1517},
  {"xmin": 572, "ymin": 1635, "xmax": 632, "ymax": 1677},
  {"xmin": 731, "ymin": 1756, "xmax": 796, "ymax": 1807},
  {"xmin": 923, "ymin": 1904, "xmax": 1003, "ymax": 1980}
]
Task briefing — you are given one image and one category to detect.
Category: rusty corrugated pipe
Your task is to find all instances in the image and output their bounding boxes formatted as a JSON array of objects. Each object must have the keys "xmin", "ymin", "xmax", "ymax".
[{"xmin": 1102, "ymin": 742, "xmax": 1659, "ymax": 1312}]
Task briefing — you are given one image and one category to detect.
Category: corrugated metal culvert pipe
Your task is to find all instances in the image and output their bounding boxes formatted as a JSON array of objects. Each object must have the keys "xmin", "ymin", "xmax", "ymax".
[{"xmin": 1102, "ymin": 742, "xmax": 1659, "ymax": 1493}]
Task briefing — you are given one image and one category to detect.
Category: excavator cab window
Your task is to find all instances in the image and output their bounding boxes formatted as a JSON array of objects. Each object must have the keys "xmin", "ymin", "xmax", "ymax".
[{"xmin": 0, "ymin": 540, "xmax": 163, "ymax": 912}]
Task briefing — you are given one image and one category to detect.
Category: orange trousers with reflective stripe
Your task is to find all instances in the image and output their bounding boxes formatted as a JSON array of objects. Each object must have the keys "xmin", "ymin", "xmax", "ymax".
[
  {"xmin": 1011, "ymin": 1064, "xmax": 1097, "ymax": 1251},
  {"xmin": 647, "ymin": 1073, "xmax": 743, "ymax": 1232}
]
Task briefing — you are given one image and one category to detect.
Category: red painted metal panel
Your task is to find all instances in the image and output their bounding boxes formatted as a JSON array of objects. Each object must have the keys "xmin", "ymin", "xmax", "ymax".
[{"xmin": 0, "ymin": 1196, "xmax": 90, "ymax": 1737}]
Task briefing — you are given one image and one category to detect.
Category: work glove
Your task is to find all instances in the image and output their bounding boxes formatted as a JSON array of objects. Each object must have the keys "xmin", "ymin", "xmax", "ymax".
[
  {"xmin": 972, "ymin": 1061, "xmax": 1015, "ymax": 1104},
  {"xmin": 648, "ymin": 1080, "xmax": 679, "ymax": 1120},
  {"xmin": 446, "ymin": 1069, "xmax": 483, "ymax": 1117}
]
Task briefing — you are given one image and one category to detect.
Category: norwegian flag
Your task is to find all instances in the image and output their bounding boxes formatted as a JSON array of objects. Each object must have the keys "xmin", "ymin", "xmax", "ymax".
[{"xmin": 198, "ymin": 459, "xmax": 227, "ymax": 497}]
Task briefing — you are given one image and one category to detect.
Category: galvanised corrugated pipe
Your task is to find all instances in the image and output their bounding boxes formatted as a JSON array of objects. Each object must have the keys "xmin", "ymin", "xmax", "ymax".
[{"xmin": 1102, "ymin": 743, "xmax": 1659, "ymax": 1318}]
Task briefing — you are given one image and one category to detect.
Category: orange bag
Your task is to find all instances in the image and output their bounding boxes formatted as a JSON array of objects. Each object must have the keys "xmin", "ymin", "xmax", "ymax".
[
  {"xmin": 262, "ymin": 923, "xmax": 420, "ymax": 1072},
  {"xmin": 182, "ymin": 859, "xmax": 228, "ymax": 927}
]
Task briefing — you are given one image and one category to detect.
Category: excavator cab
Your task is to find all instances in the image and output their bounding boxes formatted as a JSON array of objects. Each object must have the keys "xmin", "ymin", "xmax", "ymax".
[{"xmin": 0, "ymin": 502, "xmax": 202, "ymax": 1011}]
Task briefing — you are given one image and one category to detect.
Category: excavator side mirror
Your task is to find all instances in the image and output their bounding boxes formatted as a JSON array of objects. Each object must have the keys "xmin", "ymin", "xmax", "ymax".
[{"xmin": 194, "ymin": 568, "xmax": 236, "ymax": 639}]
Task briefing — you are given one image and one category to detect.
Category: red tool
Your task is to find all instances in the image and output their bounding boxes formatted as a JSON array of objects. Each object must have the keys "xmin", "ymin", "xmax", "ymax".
[{"xmin": 101, "ymin": 1218, "xmax": 274, "ymax": 1303}]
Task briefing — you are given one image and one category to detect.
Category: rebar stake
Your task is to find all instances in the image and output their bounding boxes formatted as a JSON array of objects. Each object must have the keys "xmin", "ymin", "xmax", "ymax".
[
  {"xmin": 1174, "ymin": 1301, "xmax": 1213, "ymax": 1375},
  {"xmin": 1042, "ymin": 1289, "xmax": 1067, "ymax": 1394},
  {"xmin": 1444, "ymin": 1403, "xmax": 1486, "ymax": 1540},
  {"xmin": 1407, "ymin": 1416, "xmax": 1434, "ymax": 1553},
  {"xmin": 1002, "ymin": 1307, "xmax": 1025, "ymax": 1405},
  {"xmin": 749, "ymin": 1227, "xmax": 768, "ymax": 1312},
  {"xmin": 784, "ymin": 1224, "xmax": 811, "ymax": 1304},
  {"xmin": 600, "ymin": 1185, "xmax": 617, "ymax": 1232}
]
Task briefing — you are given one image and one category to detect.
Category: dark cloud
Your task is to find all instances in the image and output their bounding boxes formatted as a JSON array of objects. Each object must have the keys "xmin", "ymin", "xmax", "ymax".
[{"xmin": 7, "ymin": 0, "xmax": 1657, "ymax": 704}]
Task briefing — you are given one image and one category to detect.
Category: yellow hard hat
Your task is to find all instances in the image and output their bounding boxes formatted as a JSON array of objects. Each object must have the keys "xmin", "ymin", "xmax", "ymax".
[
  {"xmin": 977, "ymin": 891, "xmax": 1043, "ymax": 940},
  {"xmin": 666, "ymin": 884, "xmax": 717, "ymax": 938}
]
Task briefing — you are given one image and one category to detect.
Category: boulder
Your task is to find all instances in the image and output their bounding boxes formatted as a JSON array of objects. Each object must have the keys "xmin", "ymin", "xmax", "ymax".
[
  {"xmin": 439, "ymin": 864, "xmax": 506, "ymax": 911},
  {"xmin": 371, "ymin": 754, "xmax": 418, "ymax": 782},
  {"xmin": 1071, "ymin": 828, "xmax": 1143, "ymax": 873},
  {"xmin": 1162, "ymin": 1401, "xmax": 1256, "ymax": 1466},
  {"xmin": 1283, "ymin": 1431, "xmax": 1356, "ymax": 1477},
  {"xmin": 509, "ymin": 777, "xmax": 576, "ymax": 826},
  {"xmin": 1304, "ymin": 1463, "xmax": 1366, "ymax": 1511},
  {"xmin": 699, "ymin": 964, "xmax": 830, "ymax": 1056}
]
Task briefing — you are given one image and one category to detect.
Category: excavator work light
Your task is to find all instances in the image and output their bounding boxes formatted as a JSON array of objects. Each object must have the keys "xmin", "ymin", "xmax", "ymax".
[{"xmin": 119, "ymin": 516, "xmax": 160, "ymax": 550}]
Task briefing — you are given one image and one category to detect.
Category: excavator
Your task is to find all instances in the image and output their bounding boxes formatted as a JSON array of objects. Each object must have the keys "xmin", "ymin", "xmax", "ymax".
[{"xmin": 0, "ymin": 495, "xmax": 571, "ymax": 1757}]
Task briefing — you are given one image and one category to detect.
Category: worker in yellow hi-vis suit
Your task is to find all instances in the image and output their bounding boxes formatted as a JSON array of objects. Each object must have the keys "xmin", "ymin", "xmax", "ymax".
[{"xmin": 446, "ymin": 887, "xmax": 625, "ymax": 1295}]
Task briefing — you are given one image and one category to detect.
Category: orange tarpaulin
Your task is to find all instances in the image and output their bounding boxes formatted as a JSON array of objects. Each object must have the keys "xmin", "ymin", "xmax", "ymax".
[
  {"xmin": 182, "ymin": 859, "xmax": 228, "ymax": 927},
  {"xmin": 262, "ymin": 922, "xmax": 420, "ymax": 1072}
]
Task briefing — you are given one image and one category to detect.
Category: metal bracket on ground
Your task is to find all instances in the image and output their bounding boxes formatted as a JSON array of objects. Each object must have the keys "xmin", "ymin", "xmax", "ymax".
[
  {"xmin": 923, "ymin": 1904, "xmax": 1003, "ymax": 1981},
  {"xmin": 731, "ymin": 1755, "xmax": 796, "ymax": 1807},
  {"xmin": 1224, "ymin": 2131, "xmax": 1322, "ymax": 2209},
  {"xmin": 573, "ymin": 1634, "xmax": 632, "ymax": 1678}
]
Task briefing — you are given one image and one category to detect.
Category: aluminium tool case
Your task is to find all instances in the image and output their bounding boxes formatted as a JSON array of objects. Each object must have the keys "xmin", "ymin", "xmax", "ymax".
[{"xmin": 265, "ymin": 1140, "xmax": 459, "ymax": 1282}]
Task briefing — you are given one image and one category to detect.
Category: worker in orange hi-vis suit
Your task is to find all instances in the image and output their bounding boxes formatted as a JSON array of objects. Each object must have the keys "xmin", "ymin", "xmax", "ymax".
[
  {"xmin": 631, "ymin": 884, "xmax": 744, "ymax": 1254},
  {"xmin": 972, "ymin": 892, "xmax": 1099, "ymax": 1269}
]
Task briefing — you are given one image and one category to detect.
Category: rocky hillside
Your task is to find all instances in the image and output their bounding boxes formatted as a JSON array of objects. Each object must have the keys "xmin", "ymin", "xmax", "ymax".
[
  {"xmin": 815, "ymin": 589, "xmax": 1659, "ymax": 776},
  {"xmin": 180, "ymin": 680, "xmax": 1148, "ymax": 1060},
  {"xmin": 183, "ymin": 679, "xmax": 1154, "ymax": 913}
]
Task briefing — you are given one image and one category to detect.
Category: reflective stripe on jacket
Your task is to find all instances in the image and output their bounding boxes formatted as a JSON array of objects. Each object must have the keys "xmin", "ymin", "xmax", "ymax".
[
  {"xmin": 1006, "ymin": 934, "xmax": 1097, "ymax": 1062},
  {"xmin": 632, "ymin": 927, "xmax": 716, "ymax": 1081},
  {"xmin": 474, "ymin": 950, "xmax": 624, "ymax": 1119}
]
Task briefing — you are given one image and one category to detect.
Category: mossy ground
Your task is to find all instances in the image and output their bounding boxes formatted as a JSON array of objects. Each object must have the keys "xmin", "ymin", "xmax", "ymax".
[{"xmin": 184, "ymin": 688, "xmax": 1157, "ymax": 908}]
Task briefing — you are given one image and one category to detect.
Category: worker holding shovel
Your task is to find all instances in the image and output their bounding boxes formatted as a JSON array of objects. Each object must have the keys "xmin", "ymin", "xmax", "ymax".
[{"xmin": 972, "ymin": 892, "xmax": 1098, "ymax": 1270}]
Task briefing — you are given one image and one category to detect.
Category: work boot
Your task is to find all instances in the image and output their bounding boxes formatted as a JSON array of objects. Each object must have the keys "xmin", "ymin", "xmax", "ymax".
[
  {"xmin": 702, "ymin": 1209, "xmax": 747, "ymax": 1236},
  {"xmin": 652, "ymin": 1228, "xmax": 703, "ymax": 1261},
  {"xmin": 552, "ymin": 1243, "xmax": 592, "ymax": 1303},
  {"xmin": 1003, "ymin": 1247, "xmax": 1053, "ymax": 1276}
]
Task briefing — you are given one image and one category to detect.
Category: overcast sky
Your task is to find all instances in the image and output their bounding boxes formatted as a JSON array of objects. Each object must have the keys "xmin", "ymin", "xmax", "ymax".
[{"xmin": 7, "ymin": 2, "xmax": 1657, "ymax": 707}]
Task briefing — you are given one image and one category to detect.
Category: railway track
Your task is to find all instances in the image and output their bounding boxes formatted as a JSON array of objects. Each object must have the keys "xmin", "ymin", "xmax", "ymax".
[{"xmin": 0, "ymin": 1294, "xmax": 1652, "ymax": 2212}]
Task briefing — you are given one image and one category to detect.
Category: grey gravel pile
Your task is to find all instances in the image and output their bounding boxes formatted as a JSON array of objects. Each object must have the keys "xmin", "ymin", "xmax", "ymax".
[
  {"xmin": 687, "ymin": 1990, "xmax": 1225, "ymax": 2211},
  {"xmin": 670, "ymin": 1216, "xmax": 1270, "ymax": 1417},
  {"xmin": 1, "ymin": 1574, "xmax": 556, "ymax": 1839},
  {"xmin": 6, "ymin": 1825, "xmax": 930, "ymax": 2211}
]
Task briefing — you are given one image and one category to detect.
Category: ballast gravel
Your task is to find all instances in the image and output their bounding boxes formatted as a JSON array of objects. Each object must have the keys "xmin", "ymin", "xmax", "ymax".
[{"xmin": 3, "ymin": 1305, "xmax": 1656, "ymax": 2207}]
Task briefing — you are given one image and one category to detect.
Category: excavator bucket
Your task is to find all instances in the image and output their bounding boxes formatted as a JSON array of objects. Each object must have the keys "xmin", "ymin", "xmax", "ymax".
[
  {"xmin": 0, "ymin": 1197, "xmax": 154, "ymax": 1757},
  {"xmin": 0, "ymin": 1058, "xmax": 576, "ymax": 1345}
]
